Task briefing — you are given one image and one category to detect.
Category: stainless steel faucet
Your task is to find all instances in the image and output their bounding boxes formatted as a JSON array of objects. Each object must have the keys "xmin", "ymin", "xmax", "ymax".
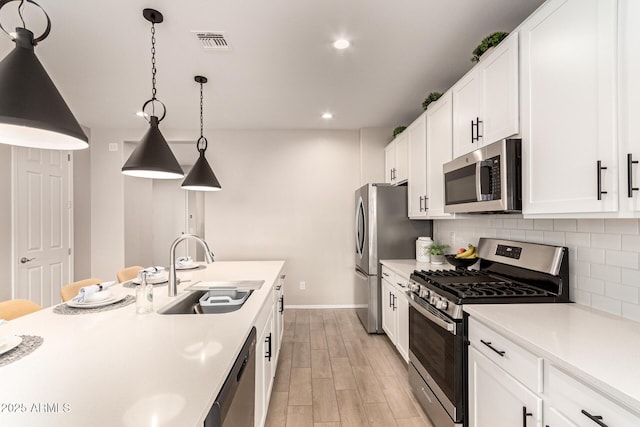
[{"xmin": 168, "ymin": 234, "xmax": 214, "ymax": 297}]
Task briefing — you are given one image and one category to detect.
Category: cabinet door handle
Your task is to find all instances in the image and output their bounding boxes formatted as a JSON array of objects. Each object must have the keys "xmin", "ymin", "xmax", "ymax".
[
  {"xmin": 471, "ymin": 119, "xmax": 475, "ymax": 142},
  {"xmin": 279, "ymin": 295, "xmax": 284, "ymax": 314},
  {"xmin": 581, "ymin": 410, "xmax": 608, "ymax": 427},
  {"xmin": 628, "ymin": 153, "xmax": 639, "ymax": 198},
  {"xmin": 476, "ymin": 117, "xmax": 483, "ymax": 139},
  {"xmin": 265, "ymin": 333, "xmax": 272, "ymax": 361},
  {"xmin": 522, "ymin": 406, "xmax": 532, "ymax": 427},
  {"xmin": 597, "ymin": 160, "xmax": 608, "ymax": 200},
  {"xmin": 480, "ymin": 339, "xmax": 506, "ymax": 357}
]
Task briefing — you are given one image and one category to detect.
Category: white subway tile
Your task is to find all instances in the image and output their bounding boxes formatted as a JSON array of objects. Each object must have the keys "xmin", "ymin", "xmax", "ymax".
[
  {"xmin": 621, "ymin": 268, "xmax": 640, "ymax": 287},
  {"xmin": 543, "ymin": 231, "xmax": 565, "ymax": 246},
  {"xmin": 503, "ymin": 218, "xmax": 518, "ymax": 229},
  {"xmin": 517, "ymin": 219, "xmax": 534, "ymax": 230},
  {"xmin": 510, "ymin": 229, "xmax": 526, "ymax": 241},
  {"xmin": 621, "ymin": 235, "xmax": 640, "ymax": 252},
  {"xmin": 554, "ymin": 219, "xmax": 577, "ymax": 232},
  {"xmin": 525, "ymin": 230, "xmax": 544, "ymax": 243},
  {"xmin": 496, "ymin": 229, "xmax": 510, "ymax": 239},
  {"xmin": 577, "ymin": 276, "xmax": 605, "ymax": 295},
  {"xmin": 489, "ymin": 218, "xmax": 503, "ymax": 228},
  {"xmin": 605, "ymin": 250, "xmax": 639, "ymax": 269},
  {"xmin": 571, "ymin": 289, "xmax": 591, "ymax": 305},
  {"xmin": 577, "ymin": 219, "xmax": 605, "ymax": 233},
  {"xmin": 590, "ymin": 264, "xmax": 621, "ymax": 282},
  {"xmin": 566, "ymin": 232, "xmax": 590, "ymax": 247},
  {"xmin": 590, "ymin": 294, "xmax": 622, "ymax": 316},
  {"xmin": 605, "ymin": 282, "xmax": 639, "ymax": 304},
  {"xmin": 534, "ymin": 219, "xmax": 554, "ymax": 231},
  {"xmin": 605, "ymin": 219, "xmax": 639, "ymax": 235},
  {"xmin": 577, "ymin": 247, "xmax": 605, "ymax": 264},
  {"xmin": 590, "ymin": 233, "xmax": 621, "ymax": 250},
  {"xmin": 573, "ymin": 261, "xmax": 591, "ymax": 277},
  {"xmin": 622, "ymin": 302, "xmax": 640, "ymax": 322}
]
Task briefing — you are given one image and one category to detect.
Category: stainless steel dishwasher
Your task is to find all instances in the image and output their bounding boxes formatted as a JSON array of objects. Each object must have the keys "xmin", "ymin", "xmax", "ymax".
[{"xmin": 204, "ymin": 327, "xmax": 256, "ymax": 426}]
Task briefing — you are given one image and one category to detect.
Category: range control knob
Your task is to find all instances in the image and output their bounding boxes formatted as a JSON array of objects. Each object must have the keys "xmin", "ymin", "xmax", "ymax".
[
  {"xmin": 436, "ymin": 300, "xmax": 449, "ymax": 310},
  {"xmin": 430, "ymin": 296, "xmax": 438, "ymax": 306},
  {"xmin": 419, "ymin": 288, "xmax": 430, "ymax": 299}
]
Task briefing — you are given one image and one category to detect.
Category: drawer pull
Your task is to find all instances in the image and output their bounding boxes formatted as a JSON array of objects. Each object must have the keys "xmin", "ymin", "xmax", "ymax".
[
  {"xmin": 522, "ymin": 406, "xmax": 532, "ymax": 427},
  {"xmin": 480, "ymin": 339, "xmax": 505, "ymax": 357},
  {"xmin": 581, "ymin": 410, "xmax": 608, "ymax": 427}
]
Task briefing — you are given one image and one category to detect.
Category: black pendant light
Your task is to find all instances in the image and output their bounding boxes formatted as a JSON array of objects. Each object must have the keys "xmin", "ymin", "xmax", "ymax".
[
  {"xmin": 122, "ymin": 8, "xmax": 183, "ymax": 179},
  {"xmin": 0, "ymin": 0, "xmax": 88, "ymax": 149},
  {"xmin": 181, "ymin": 76, "xmax": 221, "ymax": 191}
]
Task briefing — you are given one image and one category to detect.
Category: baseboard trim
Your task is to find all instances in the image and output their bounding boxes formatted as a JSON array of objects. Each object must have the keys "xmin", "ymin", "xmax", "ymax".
[{"xmin": 284, "ymin": 304, "xmax": 367, "ymax": 309}]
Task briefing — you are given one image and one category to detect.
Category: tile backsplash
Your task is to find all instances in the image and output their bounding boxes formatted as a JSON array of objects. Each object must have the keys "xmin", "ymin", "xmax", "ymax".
[{"xmin": 433, "ymin": 218, "xmax": 640, "ymax": 321}]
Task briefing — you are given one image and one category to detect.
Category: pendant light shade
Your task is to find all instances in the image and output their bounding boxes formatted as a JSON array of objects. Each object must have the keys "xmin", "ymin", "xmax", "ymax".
[
  {"xmin": 0, "ymin": 3, "xmax": 88, "ymax": 150},
  {"xmin": 182, "ymin": 150, "xmax": 222, "ymax": 191},
  {"xmin": 182, "ymin": 75, "xmax": 221, "ymax": 191},
  {"xmin": 121, "ymin": 115, "xmax": 183, "ymax": 179},
  {"xmin": 121, "ymin": 8, "xmax": 183, "ymax": 179}
]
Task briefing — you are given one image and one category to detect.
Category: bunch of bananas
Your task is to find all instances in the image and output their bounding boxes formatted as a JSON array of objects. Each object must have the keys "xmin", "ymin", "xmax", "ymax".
[{"xmin": 455, "ymin": 244, "xmax": 478, "ymax": 259}]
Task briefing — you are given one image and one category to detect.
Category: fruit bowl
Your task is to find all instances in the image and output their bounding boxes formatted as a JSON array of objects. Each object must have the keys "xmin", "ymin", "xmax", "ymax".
[{"xmin": 444, "ymin": 254, "xmax": 479, "ymax": 270}]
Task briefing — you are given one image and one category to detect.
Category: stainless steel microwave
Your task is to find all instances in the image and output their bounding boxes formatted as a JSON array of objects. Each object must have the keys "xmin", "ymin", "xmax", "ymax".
[{"xmin": 443, "ymin": 139, "xmax": 522, "ymax": 213}]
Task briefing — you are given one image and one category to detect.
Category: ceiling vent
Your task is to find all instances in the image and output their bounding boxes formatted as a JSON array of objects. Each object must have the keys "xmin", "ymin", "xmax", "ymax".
[{"xmin": 193, "ymin": 32, "xmax": 231, "ymax": 50}]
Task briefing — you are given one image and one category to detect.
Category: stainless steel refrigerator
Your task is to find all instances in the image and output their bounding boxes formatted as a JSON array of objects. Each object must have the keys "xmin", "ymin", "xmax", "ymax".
[{"xmin": 354, "ymin": 183, "xmax": 432, "ymax": 333}]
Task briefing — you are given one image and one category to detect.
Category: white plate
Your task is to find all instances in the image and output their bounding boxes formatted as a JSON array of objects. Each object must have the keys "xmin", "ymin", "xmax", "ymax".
[
  {"xmin": 0, "ymin": 335, "xmax": 22, "ymax": 356},
  {"xmin": 66, "ymin": 294, "xmax": 127, "ymax": 309},
  {"xmin": 132, "ymin": 273, "xmax": 168, "ymax": 285},
  {"xmin": 84, "ymin": 290, "xmax": 112, "ymax": 303},
  {"xmin": 176, "ymin": 263, "xmax": 199, "ymax": 270}
]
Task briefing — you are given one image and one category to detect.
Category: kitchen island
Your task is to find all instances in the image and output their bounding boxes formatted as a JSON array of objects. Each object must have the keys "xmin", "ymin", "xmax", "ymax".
[{"xmin": 0, "ymin": 260, "xmax": 285, "ymax": 427}]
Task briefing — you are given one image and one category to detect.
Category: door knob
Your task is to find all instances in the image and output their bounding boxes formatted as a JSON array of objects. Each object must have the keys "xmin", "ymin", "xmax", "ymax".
[{"xmin": 20, "ymin": 257, "xmax": 35, "ymax": 264}]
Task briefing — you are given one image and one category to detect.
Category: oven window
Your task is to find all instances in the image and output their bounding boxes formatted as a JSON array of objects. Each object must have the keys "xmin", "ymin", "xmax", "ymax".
[
  {"xmin": 445, "ymin": 164, "xmax": 477, "ymax": 205},
  {"xmin": 409, "ymin": 306, "xmax": 456, "ymax": 404}
]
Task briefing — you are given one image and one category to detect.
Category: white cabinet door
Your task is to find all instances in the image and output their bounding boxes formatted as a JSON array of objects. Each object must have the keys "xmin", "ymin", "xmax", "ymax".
[
  {"xmin": 408, "ymin": 113, "xmax": 428, "ymax": 218},
  {"xmin": 426, "ymin": 91, "xmax": 454, "ymax": 218},
  {"xmin": 395, "ymin": 287, "xmax": 409, "ymax": 363},
  {"xmin": 452, "ymin": 69, "xmax": 483, "ymax": 158},
  {"xmin": 381, "ymin": 279, "xmax": 396, "ymax": 343},
  {"xmin": 619, "ymin": 0, "xmax": 640, "ymax": 213},
  {"xmin": 544, "ymin": 406, "xmax": 578, "ymax": 427},
  {"xmin": 482, "ymin": 33, "xmax": 519, "ymax": 144},
  {"xmin": 384, "ymin": 142, "xmax": 395, "ymax": 184},
  {"xmin": 395, "ymin": 132, "xmax": 409, "ymax": 183},
  {"xmin": 256, "ymin": 309, "xmax": 274, "ymax": 427},
  {"xmin": 468, "ymin": 347, "xmax": 542, "ymax": 427},
  {"xmin": 521, "ymin": 0, "xmax": 617, "ymax": 214}
]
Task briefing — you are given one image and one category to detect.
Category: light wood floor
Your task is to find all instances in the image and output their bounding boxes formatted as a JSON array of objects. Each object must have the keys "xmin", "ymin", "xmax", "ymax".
[{"xmin": 265, "ymin": 308, "xmax": 434, "ymax": 427}]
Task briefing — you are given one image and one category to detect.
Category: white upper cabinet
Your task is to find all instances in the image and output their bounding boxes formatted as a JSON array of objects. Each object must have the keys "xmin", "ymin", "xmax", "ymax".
[
  {"xmin": 408, "ymin": 113, "xmax": 428, "ymax": 218},
  {"xmin": 425, "ymin": 91, "xmax": 454, "ymax": 218},
  {"xmin": 452, "ymin": 33, "xmax": 519, "ymax": 158},
  {"xmin": 520, "ymin": 0, "xmax": 618, "ymax": 215},
  {"xmin": 619, "ymin": 0, "xmax": 640, "ymax": 214},
  {"xmin": 385, "ymin": 133, "xmax": 408, "ymax": 185}
]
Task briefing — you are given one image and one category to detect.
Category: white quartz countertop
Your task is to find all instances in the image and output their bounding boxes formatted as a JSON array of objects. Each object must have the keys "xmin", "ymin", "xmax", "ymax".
[
  {"xmin": 0, "ymin": 260, "xmax": 285, "ymax": 427},
  {"xmin": 464, "ymin": 303, "xmax": 640, "ymax": 415},
  {"xmin": 380, "ymin": 259, "xmax": 455, "ymax": 279}
]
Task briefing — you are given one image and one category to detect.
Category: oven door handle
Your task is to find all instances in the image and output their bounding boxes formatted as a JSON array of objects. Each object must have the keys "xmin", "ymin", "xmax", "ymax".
[{"xmin": 406, "ymin": 292, "xmax": 457, "ymax": 335}]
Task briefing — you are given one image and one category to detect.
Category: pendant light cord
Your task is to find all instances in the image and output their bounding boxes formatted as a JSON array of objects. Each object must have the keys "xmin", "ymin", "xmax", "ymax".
[
  {"xmin": 197, "ymin": 78, "xmax": 207, "ymax": 152},
  {"xmin": 150, "ymin": 22, "xmax": 157, "ymax": 116},
  {"xmin": 18, "ymin": 0, "xmax": 26, "ymax": 28}
]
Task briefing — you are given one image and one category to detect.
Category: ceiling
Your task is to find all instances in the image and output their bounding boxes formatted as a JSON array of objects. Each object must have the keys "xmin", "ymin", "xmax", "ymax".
[{"xmin": 0, "ymin": 0, "xmax": 545, "ymax": 132}]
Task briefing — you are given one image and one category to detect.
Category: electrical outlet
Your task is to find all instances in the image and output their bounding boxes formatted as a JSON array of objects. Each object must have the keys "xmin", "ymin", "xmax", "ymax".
[{"xmin": 299, "ymin": 281, "xmax": 306, "ymax": 290}]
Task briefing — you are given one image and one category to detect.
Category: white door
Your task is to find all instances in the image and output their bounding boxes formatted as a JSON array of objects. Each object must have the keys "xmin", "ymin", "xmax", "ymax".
[
  {"xmin": 381, "ymin": 279, "xmax": 396, "ymax": 343},
  {"xmin": 408, "ymin": 113, "xmax": 427, "ymax": 218},
  {"xmin": 468, "ymin": 347, "xmax": 542, "ymax": 427},
  {"xmin": 13, "ymin": 147, "xmax": 71, "ymax": 307},
  {"xmin": 426, "ymin": 91, "xmax": 454, "ymax": 218},
  {"xmin": 520, "ymin": 0, "xmax": 617, "ymax": 214},
  {"xmin": 384, "ymin": 142, "xmax": 395, "ymax": 184},
  {"xmin": 452, "ymin": 69, "xmax": 482, "ymax": 157},
  {"xmin": 395, "ymin": 289, "xmax": 409, "ymax": 362},
  {"xmin": 395, "ymin": 132, "xmax": 409, "ymax": 183}
]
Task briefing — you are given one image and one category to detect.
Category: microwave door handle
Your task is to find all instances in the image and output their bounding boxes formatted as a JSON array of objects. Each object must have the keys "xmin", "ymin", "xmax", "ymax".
[{"xmin": 475, "ymin": 162, "xmax": 483, "ymax": 202}]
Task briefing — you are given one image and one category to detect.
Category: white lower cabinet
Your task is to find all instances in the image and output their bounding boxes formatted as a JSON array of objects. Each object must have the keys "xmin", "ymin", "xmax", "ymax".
[
  {"xmin": 468, "ymin": 317, "xmax": 640, "ymax": 427},
  {"xmin": 380, "ymin": 266, "xmax": 409, "ymax": 362},
  {"xmin": 544, "ymin": 363, "xmax": 640, "ymax": 427},
  {"xmin": 468, "ymin": 347, "xmax": 542, "ymax": 427}
]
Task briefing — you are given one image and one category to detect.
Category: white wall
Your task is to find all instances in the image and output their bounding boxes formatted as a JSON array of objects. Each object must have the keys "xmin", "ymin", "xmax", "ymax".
[
  {"xmin": 434, "ymin": 217, "xmax": 640, "ymax": 322},
  {"xmin": 72, "ymin": 132, "xmax": 92, "ymax": 281},
  {"xmin": 359, "ymin": 127, "xmax": 392, "ymax": 186},
  {"xmin": 90, "ymin": 128, "xmax": 362, "ymax": 306}
]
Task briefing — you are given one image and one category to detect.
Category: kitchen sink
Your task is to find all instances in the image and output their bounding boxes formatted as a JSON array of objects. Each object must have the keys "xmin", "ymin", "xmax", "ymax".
[
  {"xmin": 184, "ymin": 280, "xmax": 265, "ymax": 291},
  {"xmin": 158, "ymin": 288, "xmax": 254, "ymax": 315}
]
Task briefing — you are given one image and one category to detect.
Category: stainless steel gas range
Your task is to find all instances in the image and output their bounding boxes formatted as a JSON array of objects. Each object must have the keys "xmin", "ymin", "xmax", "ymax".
[{"xmin": 407, "ymin": 238, "xmax": 570, "ymax": 427}]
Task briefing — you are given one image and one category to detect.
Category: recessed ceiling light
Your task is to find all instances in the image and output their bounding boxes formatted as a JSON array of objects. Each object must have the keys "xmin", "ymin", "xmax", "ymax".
[
  {"xmin": 322, "ymin": 112, "xmax": 333, "ymax": 119},
  {"xmin": 333, "ymin": 39, "xmax": 350, "ymax": 50}
]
